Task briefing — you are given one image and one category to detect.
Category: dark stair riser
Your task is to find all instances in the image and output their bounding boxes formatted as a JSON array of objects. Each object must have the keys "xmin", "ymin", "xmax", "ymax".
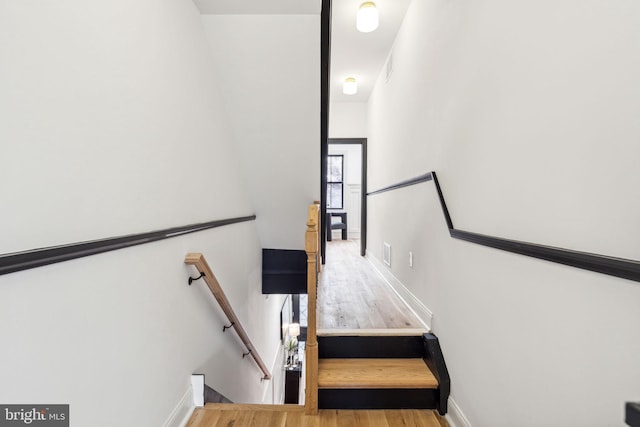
[
  {"xmin": 318, "ymin": 335, "xmax": 424, "ymax": 358},
  {"xmin": 318, "ymin": 388, "xmax": 437, "ymax": 410}
]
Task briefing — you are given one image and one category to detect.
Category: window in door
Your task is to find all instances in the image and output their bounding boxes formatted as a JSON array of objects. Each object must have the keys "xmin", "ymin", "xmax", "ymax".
[{"xmin": 327, "ymin": 155, "xmax": 344, "ymax": 209}]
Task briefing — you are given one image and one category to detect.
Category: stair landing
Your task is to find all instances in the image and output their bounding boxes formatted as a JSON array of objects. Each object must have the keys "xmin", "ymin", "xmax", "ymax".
[
  {"xmin": 186, "ymin": 403, "xmax": 448, "ymax": 427},
  {"xmin": 318, "ymin": 240, "xmax": 427, "ymax": 331},
  {"xmin": 318, "ymin": 358, "xmax": 438, "ymax": 389}
]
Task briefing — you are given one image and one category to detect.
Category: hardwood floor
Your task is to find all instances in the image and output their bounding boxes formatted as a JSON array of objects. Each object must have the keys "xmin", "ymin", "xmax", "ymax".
[
  {"xmin": 186, "ymin": 404, "xmax": 448, "ymax": 427},
  {"xmin": 318, "ymin": 240, "xmax": 426, "ymax": 332}
]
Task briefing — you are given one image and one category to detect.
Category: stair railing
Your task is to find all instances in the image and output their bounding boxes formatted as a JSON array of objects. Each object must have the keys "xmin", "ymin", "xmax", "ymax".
[
  {"xmin": 367, "ymin": 171, "xmax": 640, "ymax": 283},
  {"xmin": 305, "ymin": 203, "xmax": 320, "ymax": 415},
  {"xmin": 184, "ymin": 252, "xmax": 272, "ymax": 380}
]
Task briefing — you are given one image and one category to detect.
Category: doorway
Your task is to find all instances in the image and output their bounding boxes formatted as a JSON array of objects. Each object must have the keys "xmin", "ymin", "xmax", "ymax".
[{"xmin": 323, "ymin": 138, "xmax": 367, "ymax": 259}]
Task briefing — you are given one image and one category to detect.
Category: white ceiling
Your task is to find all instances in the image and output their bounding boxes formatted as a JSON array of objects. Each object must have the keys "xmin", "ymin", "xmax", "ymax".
[
  {"xmin": 193, "ymin": 0, "xmax": 321, "ymax": 14},
  {"xmin": 193, "ymin": 0, "xmax": 411, "ymax": 103},
  {"xmin": 330, "ymin": 0, "xmax": 411, "ymax": 103}
]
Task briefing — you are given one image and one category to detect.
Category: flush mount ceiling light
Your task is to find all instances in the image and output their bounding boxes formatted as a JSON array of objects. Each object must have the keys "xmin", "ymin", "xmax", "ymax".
[
  {"xmin": 357, "ymin": 1, "xmax": 379, "ymax": 33},
  {"xmin": 343, "ymin": 77, "xmax": 358, "ymax": 95}
]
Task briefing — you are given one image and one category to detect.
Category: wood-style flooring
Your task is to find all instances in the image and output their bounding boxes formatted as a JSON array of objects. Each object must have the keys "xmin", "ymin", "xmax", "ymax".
[
  {"xmin": 318, "ymin": 358, "xmax": 438, "ymax": 389},
  {"xmin": 317, "ymin": 240, "xmax": 426, "ymax": 333},
  {"xmin": 186, "ymin": 404, "xmax": 448, "ymax": 427}
]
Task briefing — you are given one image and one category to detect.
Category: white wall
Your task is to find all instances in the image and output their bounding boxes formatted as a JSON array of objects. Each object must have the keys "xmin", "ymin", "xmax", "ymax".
[
  {"xmin": 0, "ymin": 1, "xmax": 287, "ymax": 425},
  {"xmin": 367, "ymin": 1, "xmax": 640, "ymax": 426},
  {"xmin": 329, "ymin": 101, "xmax": 368, "ymax": 138},
  {"xmin": 201, "ymin": 14, "xmax": 320, "ymax": 250},
  {"xmin": 0, "ymin": 0, "xmax": 253, "ymax": 253}
]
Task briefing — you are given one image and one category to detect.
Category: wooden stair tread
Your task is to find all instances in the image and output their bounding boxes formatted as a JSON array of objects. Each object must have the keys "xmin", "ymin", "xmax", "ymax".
[
  {"xmin": 187, "ymin": 405, "xmax": 447, "ymax": 427},
  {"xmin": 318, "ymin": 358, "xmax": 438, "ymax": 389},
  {"xmin": 203, "ymin": 403, "xmax": 304, "ymax": 412}
]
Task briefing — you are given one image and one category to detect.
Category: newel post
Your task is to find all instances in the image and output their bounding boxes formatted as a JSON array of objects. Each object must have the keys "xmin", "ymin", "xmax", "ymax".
[{"xmin": 305, "ymin": 203, "xmax": 319, "ymax": 415}]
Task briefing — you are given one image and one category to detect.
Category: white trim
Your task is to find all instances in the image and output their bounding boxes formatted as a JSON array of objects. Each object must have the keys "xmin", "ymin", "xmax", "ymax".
[
  {"xmin": 162, "ymin": 386, "xmax": 195, "ymax": 427},
  {"xmin": 445, "ymin": 397, "xmax": 472, "ymax": 427},
  {"xmin": 366, "ymin": 251, "xmax": 433, "ymax": 331},
  {"xmin": 191, "ymin": 374, "xmax": 204, "ymax": 407}
]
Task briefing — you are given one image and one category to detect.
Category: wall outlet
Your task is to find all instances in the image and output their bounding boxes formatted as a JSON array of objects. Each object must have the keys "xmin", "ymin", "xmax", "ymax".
[{"xmin": 409, "ymin": 251, "xmax": 413, "ymax": 268}]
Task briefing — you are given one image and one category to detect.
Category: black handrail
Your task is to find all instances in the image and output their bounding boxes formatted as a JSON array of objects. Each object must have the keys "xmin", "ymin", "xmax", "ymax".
[
  {"xmin": 0, "ymin": 215, "xmax": 256, "ymax": 276},
  {"xmin": 367, "ymin": 173, "xmax": 433, "ymax": 196},
  {"xmin": 367, "ymin": 171, "xmax": 640, "ymax": 283},
  {"xmin": 627, "ymin": 402, "xmax": 640, "ymax": 427}
]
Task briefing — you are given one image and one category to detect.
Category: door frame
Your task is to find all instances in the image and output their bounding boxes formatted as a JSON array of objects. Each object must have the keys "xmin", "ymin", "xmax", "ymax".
[{"xmin": 323, "ymin": 138, "xmax": 367, "ymax": 258}]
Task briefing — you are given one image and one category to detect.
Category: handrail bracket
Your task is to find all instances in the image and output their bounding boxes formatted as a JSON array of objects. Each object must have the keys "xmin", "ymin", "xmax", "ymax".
[
  {"xmin": 188, "ymin": 271, "xmax": 206, "ymax": 285},
  {"xmin": 184, "ymin": 252, "xmax": 272, "ymax": 380}
]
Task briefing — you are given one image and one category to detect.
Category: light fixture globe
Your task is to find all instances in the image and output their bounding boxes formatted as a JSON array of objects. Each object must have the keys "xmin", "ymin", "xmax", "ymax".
[
  {"xmin": 343, "ymin": 77, "xmax": 358, "ymax": 95},
  {"xmin": 357, "ymin": 1, "xmax": 379, "ymax": 33}
]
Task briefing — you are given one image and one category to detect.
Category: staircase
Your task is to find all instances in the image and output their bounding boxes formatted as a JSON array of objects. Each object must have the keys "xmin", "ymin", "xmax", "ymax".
[
  {"xmin": 184, "ymin": 205, "xmax": 451, "ymax": 426},
  {"xmin": 317, "ymin": 332, "xmax": 450, "ymax": 414},
  {"xmin": 185, "ymin": 333, "xmax": 450, "ymax": 426}
]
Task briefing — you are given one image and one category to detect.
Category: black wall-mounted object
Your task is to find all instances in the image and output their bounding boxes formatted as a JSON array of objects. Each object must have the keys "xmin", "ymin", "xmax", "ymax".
[
  {"xmin": 0, "ymin": 215, "xmax": 256, "ymax": 277},
  {"xmin": 627, "ymin": 402, "xmax": 640, "ymax": 427},
  {"xmin": 262, "ymin": 249, "xmax": 308, "ymax": 294},
  {"xmin": 367, "ymin": 171, "xmax": 640, "ymax": 283}
]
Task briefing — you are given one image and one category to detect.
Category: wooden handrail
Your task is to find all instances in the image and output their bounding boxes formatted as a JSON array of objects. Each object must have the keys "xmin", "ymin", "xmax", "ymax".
[
  {"xmin": 305, "ymin": 203, "xmax": 320, "ymax": 414},
  {"xmin": 184, "ymin": 252, "xmax": 272, "ymax": 380}
]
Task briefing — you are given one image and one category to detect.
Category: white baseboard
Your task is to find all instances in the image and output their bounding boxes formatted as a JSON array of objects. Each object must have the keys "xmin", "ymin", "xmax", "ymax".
[
  {"xmin": 366, "ymin": 251, "xmax": 433, "ymax": 331},
  {"xmin": 446, "ymin": 397, "xmax": 472, "ymax": 427},
  {"xmin": 163, "ymin": 386, "xmax": 195, "ymax": 427}
]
